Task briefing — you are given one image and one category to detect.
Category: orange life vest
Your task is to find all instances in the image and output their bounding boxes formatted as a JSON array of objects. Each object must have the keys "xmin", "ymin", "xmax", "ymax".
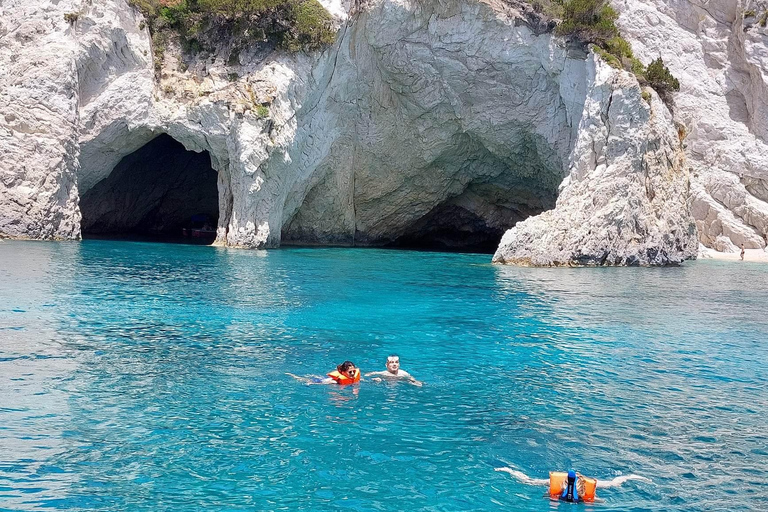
[
  {"xmin": 549, "ymin": 472, "xmax": 597, "ymax": 502},
  {"xmin": 327, "ymin": 369, "xmax": 360, "ymax": 385}
]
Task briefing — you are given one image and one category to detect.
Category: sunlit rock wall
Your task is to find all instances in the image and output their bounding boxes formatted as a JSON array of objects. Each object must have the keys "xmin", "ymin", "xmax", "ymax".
[
  {"xmin": 0, "ymin": 0, "xmax": 82, "ymax": 239},
  {"xmin": 0, "ymin": 0, "xmax": 698, "ymax": 264},
  {"xmin": 493, "ymin": 57, "xmax": 697, "ymax": 266},
  {"xmin": 615, "ymin": 0, "xmax": 768, "ymax": 253},
  {"xmin": 73, "ymin": 0, "xmax": 586, "ymax": 250}
]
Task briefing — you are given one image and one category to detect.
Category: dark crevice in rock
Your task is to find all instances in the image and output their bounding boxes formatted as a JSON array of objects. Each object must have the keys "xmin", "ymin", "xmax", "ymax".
[
  {"xmin": 80, "ymin": 134, "xmax": 219, "ymax": 244},
  {"xmin": 387, "ymin": 182, "xmax": 555, "ymax": 254},
  {"xmin": 385, "ymin": 203, "xmax": 508, "ymax": 254}
]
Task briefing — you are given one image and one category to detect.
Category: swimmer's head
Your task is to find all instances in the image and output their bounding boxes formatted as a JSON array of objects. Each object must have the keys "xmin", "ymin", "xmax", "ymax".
[
  {"xmin": 337, "ymin": 361, "xmax": 357, "ymax": 378},
  {"xmin": 386, "ymin": 355, "xmax": 400, "ymax": 374},
  {"xmin": 567, "ymin": 469, "xmax": 576, "ymax": 481}
]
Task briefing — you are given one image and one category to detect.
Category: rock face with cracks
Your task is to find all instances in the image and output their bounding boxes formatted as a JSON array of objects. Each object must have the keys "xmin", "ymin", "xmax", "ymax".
[
  {"xmin": 614, "ymin": 0, "xmax": 768, "ymax": 254},
  {"xmin": 493, "ymin": 58, "xmax": 697, "ymax": 266},
  {"xmin": 0, "ymin": 0, "xmax": 700, "ymax": 265},
  {"xmin": 0, "ymin": 0, "xmax": 82, "ymax": 239}
]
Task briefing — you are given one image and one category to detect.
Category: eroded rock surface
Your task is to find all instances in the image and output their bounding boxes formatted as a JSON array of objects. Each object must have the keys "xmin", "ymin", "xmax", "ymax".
[
  {"xmin": 615, "ymin": 0, "xmax": 768, "ymax": 253},
  {"xmin": 493, "ymin": 57, "xmax": 697, "ymax": 266},
  {"xmin": 0, "ymin": 0, "xmax": 82, "ymax": 239},
  {"xmin": 1, "ymin": 0, "xmax": 701, "ymax": 264}
]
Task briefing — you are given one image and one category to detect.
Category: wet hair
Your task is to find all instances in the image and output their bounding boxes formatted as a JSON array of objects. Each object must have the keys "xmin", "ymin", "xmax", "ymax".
[{"xmin": 337, "ymin": 361, "xmax": 356, "ymax": 373}]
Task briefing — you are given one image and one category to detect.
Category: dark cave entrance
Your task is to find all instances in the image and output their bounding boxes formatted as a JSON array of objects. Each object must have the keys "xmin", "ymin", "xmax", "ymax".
[
  {"xmin": 80, "ymin": 134, "xmax": 219, "ymax": 244},
  {"xmin": 384, "ymin": 134, "xmax": 563, "ymax": 254},
  {"xmin": 385, "ymin": 184, "xmax": 556, "ymax": 254},
  {"xmin": 386, "ymin": 206, "xmax": 519, "ymax": 254}
]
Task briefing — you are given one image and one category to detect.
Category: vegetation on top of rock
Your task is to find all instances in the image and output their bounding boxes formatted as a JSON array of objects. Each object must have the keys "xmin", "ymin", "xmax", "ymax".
[
  {"xmin": 255, "ymin": 105, "xmax": 270, "ymax": 118},
  {"xmin": 533, "ymin": 0, "xmax": 680, "ymax": 109},
  {"xmin": 554, "ymin": 0, "xmax": 619, "ymax": 43},
  {"xmin": 129, "ymin": 0, "xmax": 336, "ymax": 76},
  {"xmin": 644, "ymin": 56, "xmax": 680, "ymax": 102},
  {"xmin": 64, "ymin": 12, "xmax": 80, "ymax": 24}
]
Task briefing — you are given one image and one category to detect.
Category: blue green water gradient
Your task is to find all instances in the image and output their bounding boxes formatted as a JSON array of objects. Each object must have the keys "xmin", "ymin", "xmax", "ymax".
[{"xmin": 1, "ymin": 240, "xmax": 767, "ymax": 511}]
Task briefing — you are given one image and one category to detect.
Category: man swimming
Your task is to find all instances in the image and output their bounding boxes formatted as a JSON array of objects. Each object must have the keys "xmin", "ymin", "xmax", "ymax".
[{"xmin": 365, "ymin": 355, "xmax": 422, "ymax": 386}]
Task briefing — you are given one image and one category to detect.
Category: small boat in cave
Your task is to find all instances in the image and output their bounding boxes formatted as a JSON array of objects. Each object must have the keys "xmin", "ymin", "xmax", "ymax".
[{"xmin": 182, "ymin": 214, "xmax": 216, "ymax": 239}]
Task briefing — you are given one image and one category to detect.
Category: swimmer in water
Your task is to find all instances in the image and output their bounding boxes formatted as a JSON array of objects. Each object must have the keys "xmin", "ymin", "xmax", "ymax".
[
  {"xmin": 495, "ymin": 466, "xmax": 651, "ymax": 502},
  {"xmin": 365, "ymin": 355, "xmax": 422, "ymax": 386},
  {"xmin": 558, "ymin": 469, "xmax": 589, "ymax": 502},
  {"xmin": 287, "ymin": 361, "xmax": 361, "ymax": 385}
]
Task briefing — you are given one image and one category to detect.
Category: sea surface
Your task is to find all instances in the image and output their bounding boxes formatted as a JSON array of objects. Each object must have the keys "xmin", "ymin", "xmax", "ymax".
[{"xmin": 0, "ymin": 240, "xmax": 766, "ymax": 511}]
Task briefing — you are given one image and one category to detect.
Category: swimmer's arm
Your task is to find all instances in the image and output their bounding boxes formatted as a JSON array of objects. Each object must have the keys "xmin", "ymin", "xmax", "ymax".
[
  {"xmin": 397, "ymin": 370, "xmax": 422, "ymax": 386},
  {"xmin": 286, "ymin": 373, "xmax": 334, "ymax": 385},
  {"xmin": 494, "ymin": 467, "xmax": 550, "ymax": 486}
]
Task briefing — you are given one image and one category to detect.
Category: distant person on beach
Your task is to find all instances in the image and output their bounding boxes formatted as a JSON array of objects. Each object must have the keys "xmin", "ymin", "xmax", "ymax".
[
  {"xmin": 365, "ymin": 355, "xmax": 422, "ymax": 386},
  {"xmin": 740, "ymin": 243, "xmax": 745, "ymax": 261},
  {"xmin": 287, "ymin": 361, "xmax": 361, "ymax": 385}
]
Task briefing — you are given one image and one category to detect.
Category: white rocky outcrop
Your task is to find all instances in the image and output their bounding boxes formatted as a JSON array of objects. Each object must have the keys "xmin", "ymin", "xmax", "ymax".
[
  {"xmin": 0, "ymin": 0, "xmax": 700, "ymax": 264},
  {"xmin": 0, "ymin": 0, "xmax": 82, "ymax": 239},
  {"xmin": 493, "ymin": 57, "xmax": 697, "ymax": 266},
  {"xmin": 614, "ymin": 0, "xmax": 768, "ymax": 252},
  {"xmin": 73, "ymin": 0, "xmax": 585, "ymax": 250}
]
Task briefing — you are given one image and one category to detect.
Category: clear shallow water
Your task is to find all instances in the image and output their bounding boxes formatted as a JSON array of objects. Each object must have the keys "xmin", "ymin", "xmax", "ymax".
[{"xmin": 0, "ymin": 240, "xmax": 767, "ymax": 512}]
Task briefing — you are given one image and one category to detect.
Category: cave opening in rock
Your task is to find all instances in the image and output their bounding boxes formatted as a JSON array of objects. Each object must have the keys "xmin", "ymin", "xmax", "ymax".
[
  {"xmin": 385, "ymin": 134, "xmax": 563, "ymax": 254},
  {"xmin": 280, "ymin": 130, "xmax": 564, "ymax": 253},
  {"xmin": 80, "ymin": 134, "xmax": 219, "ymax": 244},
  {"xmin": 385, "ymin": 180, "xmax": 557, "ymax": 254}
]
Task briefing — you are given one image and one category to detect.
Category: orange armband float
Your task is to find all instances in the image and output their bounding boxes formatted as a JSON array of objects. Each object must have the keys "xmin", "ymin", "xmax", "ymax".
[{"xmin": 549, "ymin": 472, "xmax": 597, "ymax": 502}]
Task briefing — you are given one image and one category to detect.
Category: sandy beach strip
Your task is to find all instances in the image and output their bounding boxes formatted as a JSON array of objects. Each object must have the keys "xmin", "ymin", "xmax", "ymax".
[{"xmin": 697, "ymin": 245, "xmax": 768, "ymax": 263}]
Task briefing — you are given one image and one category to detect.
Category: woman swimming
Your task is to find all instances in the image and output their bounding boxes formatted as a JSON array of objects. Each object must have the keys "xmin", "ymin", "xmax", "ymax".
[{"xmin": 287, "ymin": 361, "xmax": 361, "ymax": 385}]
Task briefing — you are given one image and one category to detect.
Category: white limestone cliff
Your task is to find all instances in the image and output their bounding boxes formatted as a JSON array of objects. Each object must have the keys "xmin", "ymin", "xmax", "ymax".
[
  {"xmin": 72, "ymin": 0, "xmax": 587, "ymax": 251},
  {"xmin": 614, "ymin": 0, "xmax": 768, "ymax": 254},
  {"xmin": 0, "ymin": 0, "xmax": 708, "ymax": 264},
  {"xmin": 0, "ymin": 0, "xmax": 82, "ymax": 239},
  {"xmin": 493, "ymin": 57, "xmax": 697, "ymax": 266}
]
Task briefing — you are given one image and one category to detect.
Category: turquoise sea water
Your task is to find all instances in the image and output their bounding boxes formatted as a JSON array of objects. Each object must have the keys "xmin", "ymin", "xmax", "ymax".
[{"xmin": 1, "ymin": 240, "xmax": 767, "ymax": 511}]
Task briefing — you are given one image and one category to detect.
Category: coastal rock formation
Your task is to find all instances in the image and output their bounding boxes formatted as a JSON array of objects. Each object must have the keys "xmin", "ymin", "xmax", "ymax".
[
  {"xmin": 0, "ymin": 0, "xmax": 82, "ymax": 239},
  {"xmin": 0, "ymin": 0, "xmax": 703, "ymax": 263},
  {"xmin": 492, "ymin": 58, "xmax": 697, "ymax": 266},
  {"xmin": 614, "ymin": 0, "xmax": 768, "ymax": 252},
  {"xmin": 73, "ymin": 0, "xmax": 585, "ymax": 251}
]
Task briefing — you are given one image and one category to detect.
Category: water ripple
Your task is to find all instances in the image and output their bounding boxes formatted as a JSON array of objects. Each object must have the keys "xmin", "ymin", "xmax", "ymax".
[{"xmin": 0, "ymin": 242, "xmax": 767, "ymax": 510}]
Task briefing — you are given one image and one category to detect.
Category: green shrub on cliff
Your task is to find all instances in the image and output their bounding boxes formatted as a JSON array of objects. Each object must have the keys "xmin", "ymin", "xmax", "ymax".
[
  {"xmin": 545, "ymin": 0, "xmax": 680, "ymax": 107},
  {"xmin": 282, "ymin": 0, "xmax": 336, "ymax": 51},
  {"xmin": 555, "ymin": 0, "xmax": 619, "ymax": 44},
  {"xmin": 643, "ymin": 56, "xmax": 680, "ymax": 105},
  {"xmin": 128, "ymin": 0, "xmax": 337, "ymax": 75}
]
